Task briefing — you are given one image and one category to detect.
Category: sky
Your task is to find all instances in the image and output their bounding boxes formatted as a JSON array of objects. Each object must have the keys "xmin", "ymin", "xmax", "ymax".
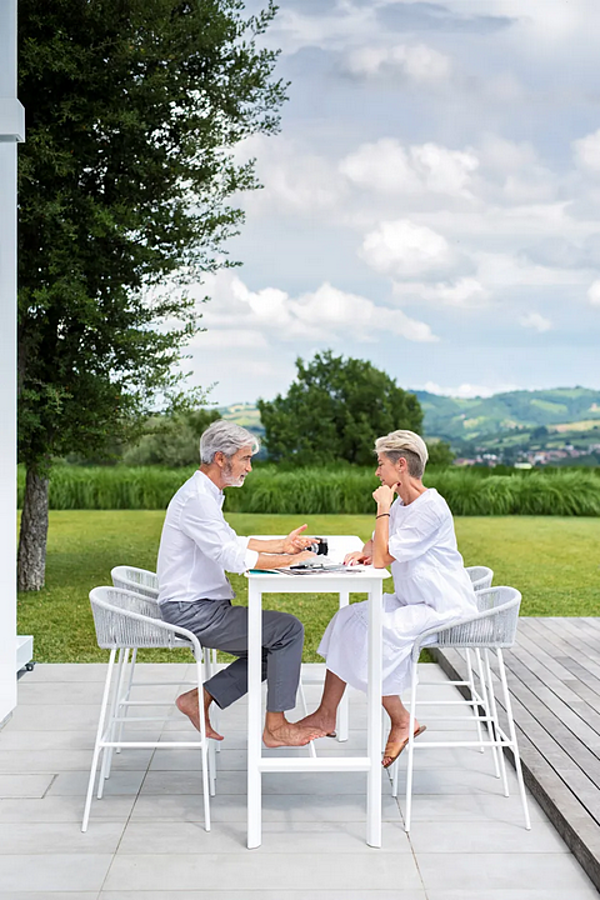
[{"xmin": 181, "ymin": 0, "xmax": 600, "ymax": 407}]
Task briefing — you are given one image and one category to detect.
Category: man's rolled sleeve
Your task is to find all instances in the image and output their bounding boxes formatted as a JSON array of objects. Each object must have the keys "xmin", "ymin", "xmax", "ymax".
[{"xmin": 237, "ymin": 535, "xmax": 259, "ymax": 570}]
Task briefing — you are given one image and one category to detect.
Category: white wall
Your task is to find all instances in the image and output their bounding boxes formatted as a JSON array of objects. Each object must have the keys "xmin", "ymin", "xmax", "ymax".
[{"xmin": 0, "ymin": 0, "xmax": 21, "ymax": 725}]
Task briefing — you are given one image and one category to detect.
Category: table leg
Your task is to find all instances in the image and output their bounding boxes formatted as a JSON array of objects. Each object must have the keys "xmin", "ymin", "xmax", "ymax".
[
  {"xmin": 366, "ymin": 584, "xmax": 382, "ymax": 848},
  {"xmin": 247, "ymin": 582, "xmax": 262, "ymax": 849},
  {"xmin": 337, "ymin": 589, "xmax": 350, "ymax": 742}
]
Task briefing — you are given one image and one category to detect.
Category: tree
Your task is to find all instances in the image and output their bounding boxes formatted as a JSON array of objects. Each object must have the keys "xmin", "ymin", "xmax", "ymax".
[
  {"xmin": 257, "ymin": 351, "xmax": 423, "ymax": 466},
  {"xmin": 17, "ymin": 0, "xmax": 286, "ymax": 589},
  {"xmin": 122, "ymin": 408, "xmax": 221, "ymax": 467},
  {"xmin": 426, "ymin": 440, "xmax": 455, "ymax": 467}
]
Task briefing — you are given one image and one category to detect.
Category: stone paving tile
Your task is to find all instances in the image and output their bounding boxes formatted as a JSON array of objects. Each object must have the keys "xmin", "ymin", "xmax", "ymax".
[
  {"xmin": 0, "ymin": 774, "xmax": 55, "ymax": 799},
  {"xmin": 0, "ymin": 853, "xmax": 112, "ymax": 893},
  {"xmin": 0, "ymin": 794, "xmax": 136, "ymax": 824},
  {"xmin": 396, "ymin": 790, "xmax": 548, "ymax": 824},
  {"xmin": 0, "ymin": 821, "xmax": 125, "ymax": 854},
  {"xmin": 47, "ymin": 769, "xmax": 147, "ymax": 797},
  {"xmin": 0, "ymin": 893, "xmax": 98, "ymax": 900},
  {"xmin": 0, "ymin": 749, "xmax": 153, "ymax": 773},
  {"xmin": 407, "ymin": 817, "xmax": 569, "ymax": 854},
  {"xmin": 417, "ymin": 851, "xmax": 597, "ymax": 892},
  {"xmin": 100, "ymin": 893, "xmax": 427, "ymax": 900},
  {"xmin": 426, "ymin": 892, "xmax": 599, "ymax": 900},
  {"xmin": 102, "ymin": 850, "xmax": 423, "ymax": 893},
  {"xmin": 130, "ymin": 789, "xmax": 403, "ymax": 825},
  {"xmin": 140, "ymin": 768, "xmax": 390, "ymax": 796},
  {"xmin": 117, "ymin": 819, "xmax": 411, "ymax": 855},
  {"xmin": 8, "ymin": 703, "xmax": 102, "ymax": 731}
]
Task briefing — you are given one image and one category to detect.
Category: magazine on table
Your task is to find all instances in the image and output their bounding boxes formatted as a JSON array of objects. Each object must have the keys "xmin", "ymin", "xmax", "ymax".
[{"xmin": 249, "ymin": 560, "xmax": 368, "ymax": 576}]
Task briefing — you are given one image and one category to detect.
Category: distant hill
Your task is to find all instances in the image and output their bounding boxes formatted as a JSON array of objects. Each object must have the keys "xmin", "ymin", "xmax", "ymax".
[
  {"xmin": 413, "ymin": 387, "xmax": 600, "ymax": 442},
  {"xmin": 218, "ymin": 389, "xmax": 600, "ymax": 463},
  {"xmin": 220, "ymin": 389, "xmax": 600, "ymax": 441}
]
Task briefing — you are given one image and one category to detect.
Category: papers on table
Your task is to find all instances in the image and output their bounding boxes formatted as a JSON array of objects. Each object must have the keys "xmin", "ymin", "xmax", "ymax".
[{"xmin": 249, "ymin": 563, "xmax": 367, "ymax": 575}]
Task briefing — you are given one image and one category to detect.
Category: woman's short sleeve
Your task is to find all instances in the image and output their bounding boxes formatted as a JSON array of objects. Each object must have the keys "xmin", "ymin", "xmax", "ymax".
[{"xmin": 388, "ymin": 504, "xmax": 443, "ymax": 563}]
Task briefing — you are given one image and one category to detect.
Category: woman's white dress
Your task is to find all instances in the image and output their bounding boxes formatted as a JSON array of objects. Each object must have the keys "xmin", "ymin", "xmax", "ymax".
[{"xmin": 318, "ymin": 488, "xmax": 477, "ymax": 695}]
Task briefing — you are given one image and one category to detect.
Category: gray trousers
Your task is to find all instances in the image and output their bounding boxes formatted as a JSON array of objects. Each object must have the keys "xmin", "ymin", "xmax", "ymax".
[{"xmin": 160, "ymin": 598, "xmax": 304, "ymax": 713}]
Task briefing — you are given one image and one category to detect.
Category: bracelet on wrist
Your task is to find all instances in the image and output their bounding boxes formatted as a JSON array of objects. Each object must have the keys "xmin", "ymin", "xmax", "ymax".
[{"xmin": 376, "ymin": 513, "xmax": 390, "ymax": 519}]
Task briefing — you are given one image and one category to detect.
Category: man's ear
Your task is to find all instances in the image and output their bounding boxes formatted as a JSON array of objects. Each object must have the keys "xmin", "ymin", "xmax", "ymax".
[{"xmin": 214, "ymin": 451, "xmax": 226, "ymax": 469}]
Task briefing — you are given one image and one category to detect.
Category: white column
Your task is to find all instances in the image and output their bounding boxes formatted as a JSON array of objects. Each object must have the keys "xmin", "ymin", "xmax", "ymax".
[{"xmin": 0, "ymin": 0, "xmax": 24, "ymax": 725}]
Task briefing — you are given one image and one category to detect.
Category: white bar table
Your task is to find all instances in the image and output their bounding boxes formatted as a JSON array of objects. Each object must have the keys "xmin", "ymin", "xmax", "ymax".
[{"xmin": 246, "ymin": 535, "xmax": 390, "ymax": 849}]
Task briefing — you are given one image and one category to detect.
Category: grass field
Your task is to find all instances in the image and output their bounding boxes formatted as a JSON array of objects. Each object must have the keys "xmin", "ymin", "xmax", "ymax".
[{"xmin": 16, "ymin": 511, "xmax": 600, "ymax": 664}]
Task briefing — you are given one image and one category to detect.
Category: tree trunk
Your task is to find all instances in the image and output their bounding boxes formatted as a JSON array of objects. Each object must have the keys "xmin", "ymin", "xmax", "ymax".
[{"xmin": 17, "ymin": 466, "xmax": 50, "ymax": 591}]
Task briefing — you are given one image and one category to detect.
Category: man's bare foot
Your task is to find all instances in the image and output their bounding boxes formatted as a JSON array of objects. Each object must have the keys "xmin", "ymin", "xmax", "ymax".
[
  {"xmin": 382, "ymin": 721, "xmax": 426, "ymax": 768},
  {"xmin": 295, "ymin": 709, "xmax": 336, "ymax": 736},
  {"xmin": 263, "ymin": 718, "xmax": 328, "ymax": 748},
  {"xmin": 175, "ymin": 688, "xmax": 224, "ymax": 741}
]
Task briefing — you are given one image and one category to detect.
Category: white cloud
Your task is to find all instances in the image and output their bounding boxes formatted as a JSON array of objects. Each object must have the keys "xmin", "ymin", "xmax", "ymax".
[
  {"xmin": 478, "ymin": 134, "xmax": 538, "ymax": 173},
  {"xmin": 422, "ymin": 381, "xmax": 522, "ymax": 399},
  {"xmin": 573, "ymin": 128, "xmax": 600, "ymax": 174},
  {"xmin": 190, "ymin": 329, "xmax": 269, "ymax": 350},
  {"xmin": 199, "ymin": 271, "xmax": 438, "ymax": 344},
  {"xmin": 360, "ymin": 219, "xmax": 456, "ymax": 279},
  {"xmin": 340, "ymin": 139, "xmax": 478, "ymax": 198},
  {"xmin": 519, "ymin": 312, "xmax": 553, "ymax": 332},
  {"xmin": 344, "ymin": 42, "xmax": 452, "ymax": 84},
  {"xmin": 393, "ymin": 277, "xmax": 489, "ymax": 308},
  {"xmin": 291, "ymin": 282, "xmax": 439, "ymax": 342},
  {"xmin": 340, "ymin": 139, "xmax": 419, "ymax": 194},
  {"xmin": 235, "ymin": 135, "xmax": 345, "ymax": 217},
  {"xmin": 588, "ymin": 280, "xmax": 600, "ymax": 306},
  {"xmin": 413, "ymin": 143, "xmax": 479, "ymax": 196},
  {"xmin": 475, "ymin": 251, "xmax": 588, "ymax": 287}
]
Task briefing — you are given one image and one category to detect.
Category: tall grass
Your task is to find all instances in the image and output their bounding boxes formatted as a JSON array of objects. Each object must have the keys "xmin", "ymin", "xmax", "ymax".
[{"xmin": 17, "ymin": 464, "xmax": 600, "ymax": 516}]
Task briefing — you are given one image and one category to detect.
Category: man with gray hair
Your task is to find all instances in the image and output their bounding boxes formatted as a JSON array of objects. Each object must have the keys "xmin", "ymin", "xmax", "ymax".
[{"xmin": 157, "ymin": 419, "xmax": 326, "ymax": 748}]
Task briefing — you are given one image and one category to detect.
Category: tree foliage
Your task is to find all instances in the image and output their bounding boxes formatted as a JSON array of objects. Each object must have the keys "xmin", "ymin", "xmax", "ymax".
[
  {"xmin": 121, "ymin": 408, "xmax": 222, "ymax": 467},
  {"xmin": 17, "ymin": 0, "xmax": 286, "ymax": 588},
  {"xmin": 257, "ymin": 351, "xmax": 423, "ymax": 466},
  {"xmin": 426, "ymin": 440, "xmax": 455, "ymax": 467}
]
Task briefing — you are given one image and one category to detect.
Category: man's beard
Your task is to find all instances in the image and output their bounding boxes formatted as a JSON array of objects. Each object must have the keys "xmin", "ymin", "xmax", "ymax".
[{"xmin": 223, "ymin": 461, "xmax": 245, "ymax": 487}]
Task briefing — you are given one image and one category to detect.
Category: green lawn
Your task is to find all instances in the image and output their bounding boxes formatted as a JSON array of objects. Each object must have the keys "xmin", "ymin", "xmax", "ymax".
[{"xmin": 17, "ymin": 511, "xmax": 600, "ymax": 663}]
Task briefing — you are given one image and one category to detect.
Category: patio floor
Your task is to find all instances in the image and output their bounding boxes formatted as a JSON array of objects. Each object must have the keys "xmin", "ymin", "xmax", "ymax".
[{"xmin": 0, "ymin": 662, "xmax": 597, "ymax": 900}]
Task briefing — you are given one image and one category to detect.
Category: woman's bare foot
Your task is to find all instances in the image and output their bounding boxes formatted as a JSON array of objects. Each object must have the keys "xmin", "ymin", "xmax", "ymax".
[
  {"xmin": 263, "ymin": 716, "xmax": 328, "ymax": 748},
  {"xmin": 262, "ymin": 711, "xmax": 327, "ymax": 747},
  {"xmin": 382, "ymin": 721, "xmax": 426, "ymax": 768},
  {"xmin": 295, "ymin": 709, "xmax": 337, "ymax": 736},
  {"xmin": 175, "ymin": 688, "xmax": 224, "ymax": 741}
]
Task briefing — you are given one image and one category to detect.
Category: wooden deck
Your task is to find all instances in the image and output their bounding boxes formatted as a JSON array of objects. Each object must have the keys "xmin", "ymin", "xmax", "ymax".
[{"xmin": 434, "ymin": 617, "xmax": 600, "ymax": 892}]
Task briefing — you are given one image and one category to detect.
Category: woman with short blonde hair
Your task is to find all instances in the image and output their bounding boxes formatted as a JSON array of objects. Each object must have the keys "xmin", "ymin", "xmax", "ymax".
[{"xmin": 299, "ymin": 429, "xmax": 477, "ymax": 767}]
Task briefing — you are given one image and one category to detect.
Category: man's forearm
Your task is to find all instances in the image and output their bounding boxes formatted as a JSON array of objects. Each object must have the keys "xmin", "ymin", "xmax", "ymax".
[
  {"xmin": 248, "ymin": 537, "xmax": 285, "ymax": 554},
  {"xmin": 253, "ymin": 552, "xmax": 297, "ymax": 570}
]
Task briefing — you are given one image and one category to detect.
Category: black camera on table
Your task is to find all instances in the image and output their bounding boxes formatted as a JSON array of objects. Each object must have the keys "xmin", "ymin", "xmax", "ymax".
[{"xmin": 308, "ymin": 537, "xmax": 328, "ymax": 556}]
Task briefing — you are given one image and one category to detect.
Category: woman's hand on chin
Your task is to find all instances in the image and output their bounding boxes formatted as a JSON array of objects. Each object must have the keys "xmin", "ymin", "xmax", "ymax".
[{"xmin": 372, "ymin": 484, "xmax": 394, "ymax": 510}]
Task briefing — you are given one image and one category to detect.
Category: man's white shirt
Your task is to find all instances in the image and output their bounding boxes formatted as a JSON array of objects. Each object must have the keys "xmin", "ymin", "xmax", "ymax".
[{"xmin": 157, "ymin": 470, "xmax": 259, "ymax": 604}]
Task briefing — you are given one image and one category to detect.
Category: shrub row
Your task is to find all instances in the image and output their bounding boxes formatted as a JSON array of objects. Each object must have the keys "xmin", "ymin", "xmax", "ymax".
[{"xmin": 17, "ymin": 465, "xmax": 600, "ymax": 516}]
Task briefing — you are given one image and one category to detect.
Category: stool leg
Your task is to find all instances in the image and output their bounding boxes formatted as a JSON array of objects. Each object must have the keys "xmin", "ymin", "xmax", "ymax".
[
  {"xmin": 484, "ymin": 649, "xmax": 509, "ymax": 794},
  {"xmin": 196, "ymin": 655, "xmax": 211, "ymax": 831},
  {"xmin": 99, "ymin": 647, "xmax": 128, "ymax": 791},
  {"xmin": 115, "ymin": 648, "xmax": 137, "ymax": 754},
  {"xmin": 82, "ymin": 648, "xmax": 116, "ymax": 832},
  {"xmin": 467, "ymin": 649, "xmax": 485, "ymax": 754},
  {"xmin": 475, "ymin": 649, "xmax": 500, "ymax": 779},
  {"xmin": 404, "ymin": 657, "xmax": 419, "ymax": 832},
  {"xmin": 204, "ymin": 649, "xmax": 221, "ymax": 754},
  {"xmin": 337, "ymin": 590, "xmax": 350, "ymax": 742},
  {"xmin": 497, "ymin": 650, "xmax": 531, "ymax": 830}
]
